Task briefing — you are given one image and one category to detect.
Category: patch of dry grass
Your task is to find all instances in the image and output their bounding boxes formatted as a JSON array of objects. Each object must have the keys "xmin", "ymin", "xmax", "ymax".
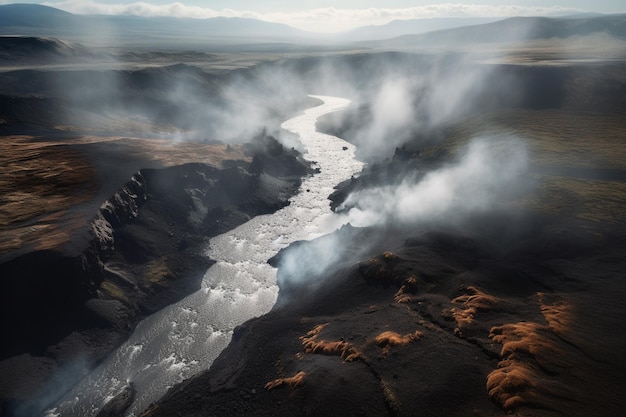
[
  {"xmin": 299, "ymin": 323, "xmax": 361, "ymax": 362},
  {"xmin": 0, "ymin": 134, "xmax": 249, "ymax": 255},
  {"xmin": 446, "ymin": 286, "xmax": 506, "ymax": 336},
  {"xmin": 416, "ymin": 110, "xmax": 626, "ymax": 231},
  {"xmin": 83, "ymin": 136, "xmax": 249, "ymax": 169},
  {"xmin": 427, "ymin": 110, "xmax": 626, "ymax": 170},
  {"xmin": 0, "ymin": 135, "xmax": 96, "ymax": 228},
  {"xmin": 374, "ymin": 330, "xmax": 422, "ymax": 356},
  {"xmin": 487, "ymin": 320, "xmax": 574, "ymax": 412},
  {"xmin": 523, "ymin": 175, "xmax": 626, "ymax": 223},
  {"xmin": 394, "ymin": 276, "xmax": 417, "ymax": 303},
  {"xmin": 486, "ymin": 292, "xmax": 591, "ymax": 413},
  {"xmin": 264, "ymin": 371, "xmax": 306, "ymax": 391}
]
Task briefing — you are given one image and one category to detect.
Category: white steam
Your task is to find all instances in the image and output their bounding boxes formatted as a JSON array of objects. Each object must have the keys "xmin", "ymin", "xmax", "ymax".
[
  {"xmin": 211, "ymin": 65, "xmax": 308, "ymax": 144},
  {"xmin": 359, "ymin": 77, "xmax": 415, "ymax": 157},
  {"xmin": 342, "ymin": 136, "xmax": 529, "ymax": 227},
  {"xmin": 346, "ymin": 54, "xmax": 500, "ymax": 160}
]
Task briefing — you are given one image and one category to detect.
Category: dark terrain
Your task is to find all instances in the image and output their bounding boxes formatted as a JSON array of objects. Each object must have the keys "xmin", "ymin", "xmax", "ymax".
[{"xmin": 142, "ymin": 58, "xmax": 626, "ymax": 417}]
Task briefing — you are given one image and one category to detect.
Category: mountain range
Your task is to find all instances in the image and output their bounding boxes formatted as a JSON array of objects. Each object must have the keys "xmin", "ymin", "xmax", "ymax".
[
  {"xmin": 2, "ymin": 3, "xmax": 625, "ymax": 49},
  {"xmin": 369, "ymin": 14, "xmax": 626, "ymax": 48},
  {"xmin": 0, "ymin": 3, "xmax": 312, "ymax": 46}
]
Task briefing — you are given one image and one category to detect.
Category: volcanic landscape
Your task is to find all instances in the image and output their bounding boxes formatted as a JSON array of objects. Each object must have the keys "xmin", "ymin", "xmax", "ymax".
[{"xmin": 1, "ymin": 4, "xmax": 626, "ymax": 417}]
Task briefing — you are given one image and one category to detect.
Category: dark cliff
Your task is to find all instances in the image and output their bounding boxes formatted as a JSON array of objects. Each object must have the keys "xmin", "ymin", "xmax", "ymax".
[{"xmin": 0, "ymin": 135, "xmax": 312, "ymax": 416}]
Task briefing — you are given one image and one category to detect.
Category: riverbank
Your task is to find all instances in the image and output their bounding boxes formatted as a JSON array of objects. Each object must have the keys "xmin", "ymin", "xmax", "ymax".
[
  {"xmin": 142, "ymin": 214, "xmax": 626, "ymax": 417},
  {"xmin": 40, "ymin": 95, "xmax": 363, "ymax": 417},
  {"xmin": 0, "ymin": 131, "xmax": 313, "ymax": 416}
]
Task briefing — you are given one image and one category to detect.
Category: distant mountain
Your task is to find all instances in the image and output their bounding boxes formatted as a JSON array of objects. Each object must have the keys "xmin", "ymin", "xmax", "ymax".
[
  {"xmin": 339, "ymin": 17, "xmax": 502, "ymax": 41},
  {"xmin": 0, "ymin": 3, "xmax": 73, "ymax": 27},
  {"xmin": 3, "ymin": 4, "xmax": 624, "ymax": 51},
  {"xmin": 366, "ymin": 14, "xmax": 626, "ymax": 48},
  {"xmin": 0, "ymin": 3, "xmax": 314, "ymax": 47}
]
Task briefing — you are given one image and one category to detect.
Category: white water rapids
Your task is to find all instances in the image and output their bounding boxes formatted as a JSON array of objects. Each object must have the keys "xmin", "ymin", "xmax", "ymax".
[{"xmin": 46, "ymin": 95, "xmax": 363, "ymax": 416}]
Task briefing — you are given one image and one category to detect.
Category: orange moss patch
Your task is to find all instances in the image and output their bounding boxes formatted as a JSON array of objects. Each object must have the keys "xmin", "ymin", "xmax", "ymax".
[
  {"xmin": 393, "ymin": 292, "xmax": 412, "ymax": 304},
  {"xmin": 447, "ymin": 286, "xmax": 503, "ymax": 335},
  {"xmin": 452, "ymin": 286, "xmax": 501, "ymax": 311},
  {"xmin": 487, "ymin": 360, "xmax": 555, "ymax": 411},
  {"xmin": 375, "ymin": 330, "xmax": 422, "ymax": 356},
  {"xmin": 537, "ymin": 292, "xmax": 573, "ymax": 336},
  {"xmin": 487, "ymin": 320, "xmax": 573, "ymax": 412},
  {"xmin": 264, "ymin": 371, "xmax": 306, "ymax": 391},
  {"xmin": 375, "ymin": 331, "xmax": 422, "ymax": 347},
  {"xmin": 382, "ymin": 251, "xmax": 397, "ymax": 262},
  {"xmin": 394, "ymin": 276, "xmax": 418, "ymax": 303},
  {"xmin": 299, "ymin": 323, "xmax": 361, "ymax": 362},
  {"xmin": 489, "ymin": 322, "xmax": 566, "ymax": 368}
]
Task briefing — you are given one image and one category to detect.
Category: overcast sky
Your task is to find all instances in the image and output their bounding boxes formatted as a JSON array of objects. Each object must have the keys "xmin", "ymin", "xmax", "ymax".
[{"xmin": 6, "ymin": 1, "xmax": 626, "ymax": 32}]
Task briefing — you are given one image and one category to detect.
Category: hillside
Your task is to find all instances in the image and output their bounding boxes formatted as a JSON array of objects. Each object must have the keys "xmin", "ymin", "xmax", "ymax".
[
  {"xmin": 0, "ymin": 35, "xmax": 97, "ymax": 63},
  {"xmin": 366, "ymin": 14, "xmax": 626, "ymax": 48},
  {"xmin": 340, "ymin": 17, "xmax": 501, "ymax": 41},
  {"xmin": 0, "ymin": 4, "xmax": 313, "ymax": 46}
]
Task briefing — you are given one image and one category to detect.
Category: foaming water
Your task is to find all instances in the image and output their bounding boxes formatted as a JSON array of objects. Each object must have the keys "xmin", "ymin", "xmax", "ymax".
[{"xmin": 45, "ymin": 96, "xmax": 363, "ymax": 416}]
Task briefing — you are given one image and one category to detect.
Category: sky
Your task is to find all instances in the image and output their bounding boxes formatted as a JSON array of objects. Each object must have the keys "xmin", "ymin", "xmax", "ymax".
[{"xmin": 5, "ymin": 1, "xmax": 626, "ymax": 32}]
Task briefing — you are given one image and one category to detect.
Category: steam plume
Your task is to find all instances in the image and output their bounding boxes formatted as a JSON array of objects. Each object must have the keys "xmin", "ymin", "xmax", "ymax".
[{"xmin": 342, "ymin": 136, "xmax": 529, "ymax": 227}]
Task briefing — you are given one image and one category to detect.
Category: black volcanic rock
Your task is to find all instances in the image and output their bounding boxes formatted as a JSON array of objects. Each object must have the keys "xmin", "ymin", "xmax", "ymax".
[
  {"xmin": 96, "ymin": 382, "xmax": 136, "ymax": 417},
  {"xmin": 142, "ymin": 215, "xmax": 626, "ymax": 417}
]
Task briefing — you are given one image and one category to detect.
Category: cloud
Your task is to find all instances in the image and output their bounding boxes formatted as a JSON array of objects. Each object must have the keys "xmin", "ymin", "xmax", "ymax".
[{"xmin": 42, "ymin": 1, "xmax": 583, "ymax": 32}]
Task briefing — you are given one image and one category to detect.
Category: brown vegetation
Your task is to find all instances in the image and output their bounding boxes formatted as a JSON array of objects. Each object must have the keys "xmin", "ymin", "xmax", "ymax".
[
  {"xmin": 485, "ymin": 292, "xmax": 588, "ymax": 413},
  {"xmin": 374, "ymin": 331, "xmax": 422, "ymax": 347},
  {"xmin": 487, "ymin": 321, "xmax": 572, "ymax": 412},
  {"xmin": 447, "ymin": 286, "xmax": 504, "ymax": 335},
  {"xmin": 0, "ymin": 134, "xmax": 247, "ymax": 256},
  {"xmin": 393, "ymin": 276, "xmax": 417, "ymax": 303},
  {"xmin": 374, "ymin": 330, "xmax": 422, "ymax": 356},
  {"xmin": 0, "ymin": 135, "xmax": 96, "ymax": 252},
  {"xmin": 537, "ymin": 292, "xmax": 573, "ymax": 336},
  {"xmin": 264, "ymin": 371, "xmax": 306, "ymax": 391},
  {"xmin": 299, "ymin": 323, "xmax": 361, "ymax": 362}
]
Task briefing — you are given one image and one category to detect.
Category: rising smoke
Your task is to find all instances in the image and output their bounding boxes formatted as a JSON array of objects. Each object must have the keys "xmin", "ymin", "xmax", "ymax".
[
  {"xmin": 341, "ymin": 136, "xmax": 529, "ymax": 227},
  {"xmin": 271, "ymin": 52, "xmax": 534, "ymax": 290}
]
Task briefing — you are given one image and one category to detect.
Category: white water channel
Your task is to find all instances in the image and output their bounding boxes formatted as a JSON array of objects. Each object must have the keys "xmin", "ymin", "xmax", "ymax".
[{"xmin": 46, "ymin": 96, "xmax": 363, "ymax": 416}]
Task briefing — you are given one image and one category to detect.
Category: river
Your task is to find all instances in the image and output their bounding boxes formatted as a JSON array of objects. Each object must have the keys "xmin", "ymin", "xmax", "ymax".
[{"xmin": 45, "ymin": 95, "xmax": 363, "ymax": 416}]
